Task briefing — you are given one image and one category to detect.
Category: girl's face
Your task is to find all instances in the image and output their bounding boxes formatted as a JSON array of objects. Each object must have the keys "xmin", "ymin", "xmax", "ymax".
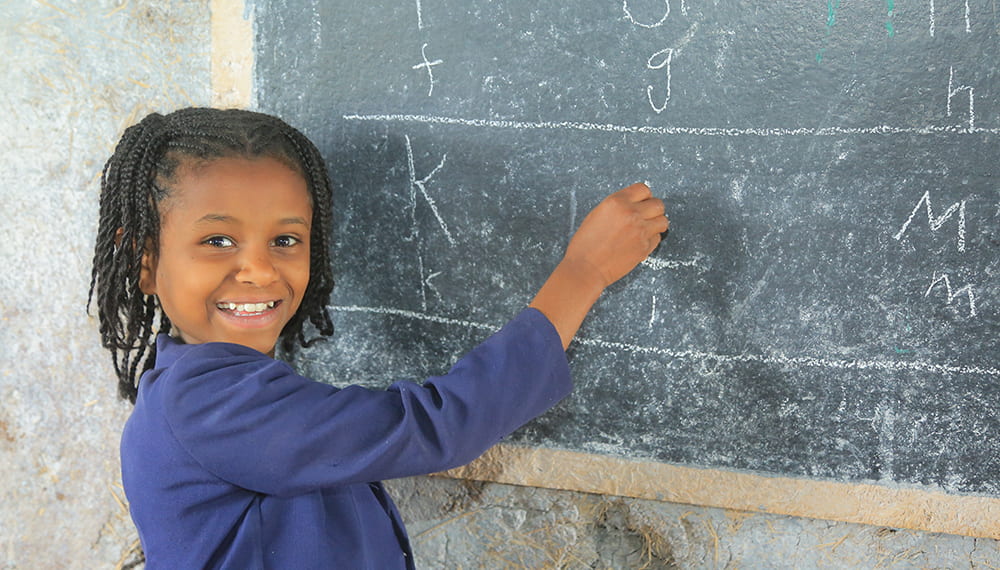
[{"xmin": 139, "ymin": 156, "xmax": 313, "ymax": 356}]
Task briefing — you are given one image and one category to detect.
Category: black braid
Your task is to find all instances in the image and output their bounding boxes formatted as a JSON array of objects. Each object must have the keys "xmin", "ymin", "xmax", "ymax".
[{"xmin": 88, "ymin": 108, "xmax": 336, "ymax": 403}]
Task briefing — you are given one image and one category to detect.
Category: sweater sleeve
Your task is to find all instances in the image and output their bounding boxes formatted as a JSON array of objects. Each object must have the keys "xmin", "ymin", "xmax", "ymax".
[{"xmin": 158, "ymin": 308, "xmax": 572, "ymax": 497}]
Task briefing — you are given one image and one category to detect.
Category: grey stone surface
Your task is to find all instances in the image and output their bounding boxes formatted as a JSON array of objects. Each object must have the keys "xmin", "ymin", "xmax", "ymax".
[
  {"xmin": 387, "ymin": 476, "xmax": 1000, "ymax": 569},
  {"xmin": 0, "ymin": 1, "xmax": 209, "ymax": 567}
]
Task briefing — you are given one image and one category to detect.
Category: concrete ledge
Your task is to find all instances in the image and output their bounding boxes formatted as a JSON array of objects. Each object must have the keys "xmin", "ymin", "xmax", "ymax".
[{"xmin": 439, "ymin": 443, "xmax": 1000, "ymax": 539}]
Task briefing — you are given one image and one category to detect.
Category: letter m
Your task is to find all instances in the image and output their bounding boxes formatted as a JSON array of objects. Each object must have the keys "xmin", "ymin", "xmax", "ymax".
[{"xmin": 893, "ymin": 190, "xmax": 967, "ymax": 252}]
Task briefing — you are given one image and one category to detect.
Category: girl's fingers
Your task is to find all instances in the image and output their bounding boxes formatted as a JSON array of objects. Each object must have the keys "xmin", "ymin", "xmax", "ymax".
[
  {"xmin": 617, "ymin": 183, "xmax": 664, "ymax": 219},
  {"xmin": 621, "ymin": 182, "xmax": 652, "ymax": 200},
  {"xmin": 635, "ymin": 197, "xmax": 666, "ymax": 219},
  {"xmin": 653, "ymin": 213, "xmax": 668, "ymax": 232}
]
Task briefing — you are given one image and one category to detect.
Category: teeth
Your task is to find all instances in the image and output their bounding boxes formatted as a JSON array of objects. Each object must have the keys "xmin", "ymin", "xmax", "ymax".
[{"xmin": 217, "ymin": 301, "xmax": 277, "ymax": 313}]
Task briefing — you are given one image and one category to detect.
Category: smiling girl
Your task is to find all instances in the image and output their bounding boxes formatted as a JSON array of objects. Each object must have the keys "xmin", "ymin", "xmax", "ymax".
[{"xmin": 90, "ymin": 108, "xmax": 668, "ymax": 568}]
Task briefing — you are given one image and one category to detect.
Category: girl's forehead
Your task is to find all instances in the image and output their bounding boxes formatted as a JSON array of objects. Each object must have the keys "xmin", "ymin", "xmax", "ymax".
[
  {"xmin": 172, "ymin": 154, "xmax": 305, "ymax": 186},
  {"xmin": 159, "ymin": 156, "xmax": 313, "ymax": 222}
]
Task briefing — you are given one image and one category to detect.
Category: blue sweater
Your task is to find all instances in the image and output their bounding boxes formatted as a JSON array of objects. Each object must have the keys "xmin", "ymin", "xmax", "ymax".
[{"xmin": 121, "ymin": 308, "xmax": 572, "ymax": 569}]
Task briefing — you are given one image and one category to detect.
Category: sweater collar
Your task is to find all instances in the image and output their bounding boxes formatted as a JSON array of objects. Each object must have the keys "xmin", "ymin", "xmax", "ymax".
[
  {"xmin": 153, "ymin": 333, "xmax": 191, "ymax": 370},
  {"xmin": 154, "ymin": 333, "xmax": 276, "ymax": 369}
]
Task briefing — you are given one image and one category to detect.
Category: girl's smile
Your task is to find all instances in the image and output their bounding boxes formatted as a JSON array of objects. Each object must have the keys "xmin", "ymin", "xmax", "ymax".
[
  {"xmin": 139, "ymin": 156, "xmax": 313, "ymax": 356},
  {"xmin": 216, "ymin": 299, "xmax": 284, "ymax": 324}
]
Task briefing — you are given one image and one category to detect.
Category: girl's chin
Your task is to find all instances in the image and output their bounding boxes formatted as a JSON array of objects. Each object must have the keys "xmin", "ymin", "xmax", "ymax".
[{"xmin": 228, "ymin": 333, "xmax": 281, "ymax": 355}]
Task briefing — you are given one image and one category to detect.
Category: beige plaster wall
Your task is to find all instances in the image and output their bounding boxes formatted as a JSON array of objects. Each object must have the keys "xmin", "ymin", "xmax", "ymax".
[{"xmin": 0, "ymin": 1, "xmax": 210, "ymax": 567}]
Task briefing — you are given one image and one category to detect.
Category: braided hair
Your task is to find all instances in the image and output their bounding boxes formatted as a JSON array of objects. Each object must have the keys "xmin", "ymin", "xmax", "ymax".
[{"xmin": 88, "ymin": 108, "xmax": 335, "ymax": 403}]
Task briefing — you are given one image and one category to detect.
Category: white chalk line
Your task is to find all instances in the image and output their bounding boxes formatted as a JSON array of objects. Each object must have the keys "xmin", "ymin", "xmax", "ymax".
[
  {"xmin": 332, "ymin": 305, "xmax": 497, "ymax": 331},
  {"xmin": 343, "ymin": 113, "xmax": 1000, "ymax": 137},
  {"xmin": 576, "ymin": 337, "xmax": 999, "ymax": 377},
  {"xmin": 642, "ymin": 256, "xmax": 701, "ymax": 270},
  {"xmin": 329, "ymin": 305, "xmax": 1000, "ymax": 377},
  {"xmin": 929, "ymin": 0, "xmax": 972, "ymax": 36}
]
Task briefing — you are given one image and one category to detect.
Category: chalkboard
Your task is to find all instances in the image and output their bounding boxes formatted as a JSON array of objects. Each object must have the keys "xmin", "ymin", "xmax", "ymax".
[{"xmin": 252, "ymin": 1, "xmax": 1000, "ymax": 496}]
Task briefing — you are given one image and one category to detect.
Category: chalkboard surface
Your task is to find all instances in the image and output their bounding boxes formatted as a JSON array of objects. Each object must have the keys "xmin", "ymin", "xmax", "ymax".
[{"xmin": 253, "ymin": 1, "xmax": 1000, "ymax": 495}]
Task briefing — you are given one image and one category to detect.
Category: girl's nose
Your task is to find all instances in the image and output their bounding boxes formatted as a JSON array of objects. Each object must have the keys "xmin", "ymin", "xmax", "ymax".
[{"xmin": 235, "ymin": 247, "xmax": 280, "ymax": 286}]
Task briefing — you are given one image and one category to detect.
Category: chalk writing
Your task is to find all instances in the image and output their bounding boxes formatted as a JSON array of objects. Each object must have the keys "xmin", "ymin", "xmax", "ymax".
[
  {"xmin": 414, "ymin": 0, "xmax": 424, "ymax": 29},
  {"xmin": 646, "ymin": 48, "xmax": 674, "ymax": 114},
  {"xmin": 417, "ymin": 254, "xmax": 428, "ymax": 309},
  {"xmin": 417, "ymin": 253, "xmax": 443, "ymax": 311},
  {"xmin": 947, "ymin": 67, "xmax": 975, "ymax": 130},
  {"xmin": 569, "ymin": 187, "xmax": 578, "ymax": 241},
  {"xmin": 893, "ymin": 190, "xmax": 967, "ymax": 252},
  {"xmin": 413, "ymin": 43, "xmax": 443, "ymax": 97},
  {"xmin": 641, "ymin": 255, "xmax": 705, "ymax": 271},
  {"xmin": 331, "ymin": 304, "xmax": 495, "ymax": 331},
  {"xmin": 262, "ymin": 0, "xmax": 1000, "ymax": 500},
  {"xmin": 925, "ymin": 272, "xmax": 977, "ymax": 317},
  {"xmin": 328, "ymin": 305, "xmax": 1000, "ymax": 377},
  {"xmin": 622, "ymin": 0, "xmax": 688, "ymax": 28},
  {"xmin": 929, "ymin": 0, "xmax": 971, "ymax": 36},
  {"xmin": 404, "ymin": 135, "xmax": 455, "ymax": 245},
  {"xmin": 425, "ymin": 269, "xmax": 442, "ymax": 302},
  {"xmin": 344, "ymin": 114, "xmax": 1000, "ymax": 136}
]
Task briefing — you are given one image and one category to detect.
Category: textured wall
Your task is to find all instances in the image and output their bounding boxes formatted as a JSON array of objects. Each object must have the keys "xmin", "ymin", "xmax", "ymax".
[
  {"xmin": 387, "ymin": 477, "xmax": 1000, "ymax": 569},
  {"xmin": 0, "ymin": 1, "xmax": 209, "ymax": 567}
]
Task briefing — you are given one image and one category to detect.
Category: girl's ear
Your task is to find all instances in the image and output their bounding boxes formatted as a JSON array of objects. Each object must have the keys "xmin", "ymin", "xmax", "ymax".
[
  {"xmin": 116, "ymin": 228, "xmax": 158, "ymax": 295},
  {"xmin": 139, "ymin": 242, "xmax": 157, "ymax": 296}
]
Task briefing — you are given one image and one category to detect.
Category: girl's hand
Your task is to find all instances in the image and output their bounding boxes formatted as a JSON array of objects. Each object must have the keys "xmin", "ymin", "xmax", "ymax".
[
  {"xmin": 530, "ymin": 183, "xmax": 669, "ymax": 349},
  {"xmin": 563, "ymin": 183, "xmax": 669, "ymax": 289}
]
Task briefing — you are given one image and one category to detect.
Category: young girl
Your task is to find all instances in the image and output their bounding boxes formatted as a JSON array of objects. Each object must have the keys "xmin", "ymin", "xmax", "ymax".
[{"xmin": 90, "ymin": 107, "xmax": 668, "ymax": 568}]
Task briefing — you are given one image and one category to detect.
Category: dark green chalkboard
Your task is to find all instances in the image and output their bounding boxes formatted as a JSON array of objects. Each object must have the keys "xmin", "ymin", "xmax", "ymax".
[{"xmin": 252, "ymin": 0, "xmax": 1000, "ymax": 495}]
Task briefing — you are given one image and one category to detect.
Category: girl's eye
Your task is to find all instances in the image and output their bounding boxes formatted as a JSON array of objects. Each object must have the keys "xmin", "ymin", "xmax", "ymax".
[
  {"xmin": 273, "ymin": 235, "xmax": 301, "ymax": 248},
  {"xmin": 203, "ymin": 236, "xmax": 235, "ymax": 248}
]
